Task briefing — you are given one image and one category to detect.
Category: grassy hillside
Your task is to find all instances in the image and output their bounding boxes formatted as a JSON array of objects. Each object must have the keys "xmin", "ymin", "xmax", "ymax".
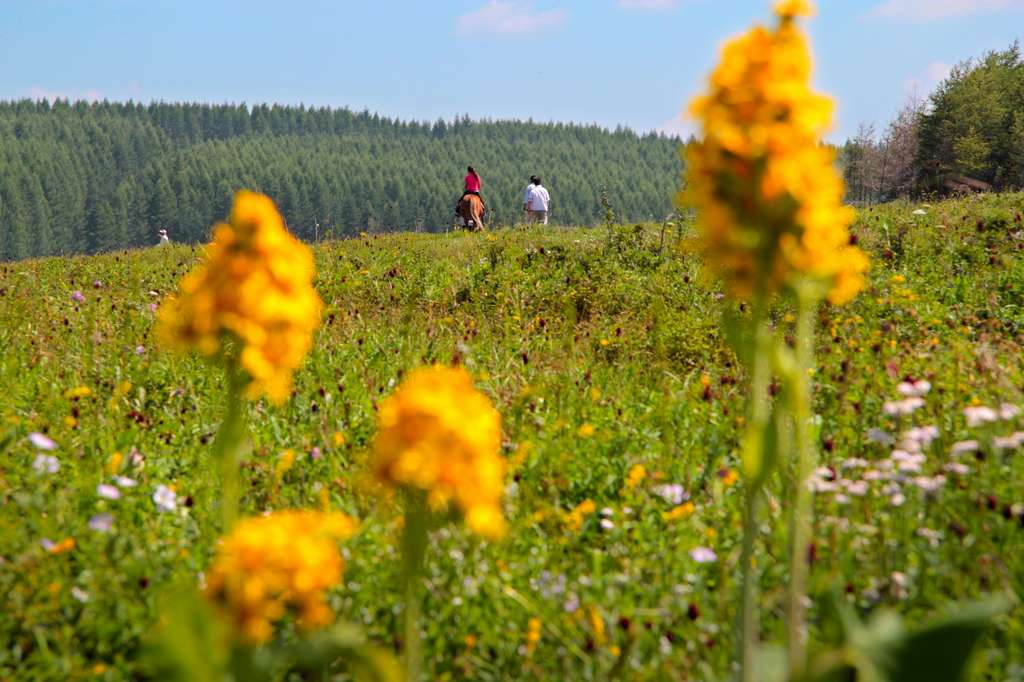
[{"xmin": 1, "ymin": 194, "xmax": 1023, "ymax": 679}]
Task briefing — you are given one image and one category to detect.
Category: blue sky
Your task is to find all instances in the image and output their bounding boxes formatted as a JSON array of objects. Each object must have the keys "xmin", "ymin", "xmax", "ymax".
[{"xmin": 1, "ymin": 0, "xmax": 1021, "ymax": 141}]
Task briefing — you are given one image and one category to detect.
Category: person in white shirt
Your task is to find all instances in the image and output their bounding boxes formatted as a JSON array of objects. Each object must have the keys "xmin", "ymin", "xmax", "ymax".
[
  {"xmin": 157, "ymin": 229, "xmax": 170, "ymax": 245},
  {"xmin": 523, "ymin": 175, "xmax": 551, "ymax": 225}
]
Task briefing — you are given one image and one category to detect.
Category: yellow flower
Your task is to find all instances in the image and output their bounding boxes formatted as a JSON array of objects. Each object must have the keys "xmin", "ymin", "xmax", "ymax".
[
  {"xmin": 203, "ymin": 510, "xmax": 357, "ymax": 644},
  {"xmin": 681, "ymin": 1, "xmax": 867, "ymax": 305},
  {"xmin": 662, "ymin": 502, "xmax": 696, "ymax": 521},
  {"xmin": 332, "ymin": 431, "xmax": 346, "ymax": 447},
  {"xmin": 48, "ymin": 537, "xmax": 76, "ymax": 554},
  {"xmin": 63, "ymin": 385, "xmax": 92, "ymax": 399},
  {"xmin": 625, "ymin": 464, "xmax": 647, "ymax": 490},
  {"xmin": 589, "ymin": 606, "xmax": 607, "ymax": 645},
  {"xmin": 157, "ymin": 191, "xmax": 322, "ymax": 404},
  {"xmin": 273, "ymin": 449, "xmax": 296, "ymax": 481},
  {"xmin": 720, "ymin": 468, "xmax": 739, "ymax": 486},
  {"xmin": 106, "ymin": 452, "xmax": 123, "ymax": 475},
  {"xmin": 577, "ymin": 423, "xmax": 596, "ymax": 438},
  {"xmin": 371, "ymin": 365, "xmax": 506, "ymax": 538},
  {"xmin": 564, "ymin": 499, "xmax": 597, "ymax": 531},
  {"xmin": 525, "ymin": 617, "xmax": 542, "ymax": 655},
  {"xmin": 775, "ymin": 0, "xmax": 814, "ymax": 17}
]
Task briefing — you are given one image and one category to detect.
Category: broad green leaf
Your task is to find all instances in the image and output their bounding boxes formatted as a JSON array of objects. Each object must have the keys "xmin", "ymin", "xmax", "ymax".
[{"xmin": 142, "ymin": 588, "xmax": 229, "ymax": 682}]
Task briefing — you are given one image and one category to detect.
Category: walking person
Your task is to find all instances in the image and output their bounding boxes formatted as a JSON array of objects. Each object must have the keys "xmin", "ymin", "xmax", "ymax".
[{"xmin": 523, "ymin": 175, "xmax": 551, "ymax": 225}]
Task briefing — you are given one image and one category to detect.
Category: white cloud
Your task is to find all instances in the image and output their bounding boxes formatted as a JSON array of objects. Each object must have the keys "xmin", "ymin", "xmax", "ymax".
[
  {"xmin": 455, "ymin": 2, "xmax": 568, "ymax": 35},
  {"xmin": 902, "ymin": 61, "xmax": 951, "ymax": 97},
  {"xmin": 28, "ymin": 86, "xmax": 102, "ymax": 103},
  {"xmin": 872, "ymin": 0, "xmax": 1024, "ymax": 20},
  {"xmin": 617, "ymin": 0, "xmax": 677, "ymax": 10}
]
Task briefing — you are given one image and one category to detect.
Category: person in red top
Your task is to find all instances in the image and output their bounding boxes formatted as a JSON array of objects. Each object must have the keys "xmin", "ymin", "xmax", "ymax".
[
  {"xmin": 457, "ymin": 165, "xmax": 485, "ymax": 216},
  {"xmin": 464, "ymin": 166, "xmax": 481, "ymax": 195}
]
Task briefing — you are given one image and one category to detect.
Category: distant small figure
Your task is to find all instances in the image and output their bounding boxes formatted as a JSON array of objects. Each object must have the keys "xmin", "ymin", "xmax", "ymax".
[
  {"xmin": 456, "ymin": 165, "xmax": 486, "ymax": 216},
  {"xmin": 158, "ymin": 229, "xmax": 170, "ymax": 245},
  {"xmin": 524, "ymin": 175, "xmax": 551, "ymax": 226},
  {"xmin": 456, "ymin": 165, "xmax": 487, "ymax": 230}
]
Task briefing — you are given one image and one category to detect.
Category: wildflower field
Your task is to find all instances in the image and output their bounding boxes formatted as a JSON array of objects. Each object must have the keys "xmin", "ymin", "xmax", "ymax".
[{"xmin": 2, "ymin": 191, "xmax": 1024, "ymax": 679}]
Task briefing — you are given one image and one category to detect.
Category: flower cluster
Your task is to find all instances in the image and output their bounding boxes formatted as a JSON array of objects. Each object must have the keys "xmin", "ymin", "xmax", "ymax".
[
  {"xmin": 203, "ymin": 510, "xmax": 358, "ymax": 643},
  {"xmin": 371, "ymin": 365, "xmax": 506, "ymax": 538},
  {"xmin": 681, "ymin": 0, "xmax": 867, "ymax": 304},
  {"xmin": 157, "ymin": 191, "xmax": 322, "ymax": 403}
]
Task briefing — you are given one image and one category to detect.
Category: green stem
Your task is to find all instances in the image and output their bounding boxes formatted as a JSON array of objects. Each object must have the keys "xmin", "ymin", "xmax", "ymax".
[
  {"xmin": 213, "ymin": 360, "xmax": 247, "ymax": 532},
  {"xmin": 738, "ymin": 308, "xmax": 772, "ymax": 682},
  {"xmin": 787, "ymin": 290, "xmax": 817, "ymax": 677},
  {"xmin": 401, "ymin": 496, "xmax": 429, "ymax": 682},
  {"xmin": 738, "ymin": 488, "xmax": 760, "ymax": 682}
]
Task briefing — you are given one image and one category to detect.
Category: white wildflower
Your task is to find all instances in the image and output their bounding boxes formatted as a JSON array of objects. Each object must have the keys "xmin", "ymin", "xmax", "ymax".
[
  {"xmin": 689, "ymin": 547, "xmax": 717, "ymax": 564},
  {"xmin": 897, "ymin": 379, "xmax": 931, "ymax": 397},
  {"xmin": 964, "ymin": 406, "xmax": 998, "ymax": 427},
  {"xmin": 654, "ymin": 484, "xmax": 689, "ymax": 506},
  {"xmin": 152, "ymin": 485, "xmax": 177, "ymax": 513},
  {"xmin": 950, "ymin": 440, "xmax": 979, "ymax": 456},
  {"xmin": 96, "ymin": 484, "xmax": 121, "ymax": 500},
  {"xmin": 999, "ymin": 403, "xmax": 1021, "ymax": 420},
  {"xmin": 29, "ymin": 433, "xmax": 57, "ymax": 451},
  {"xmin": 33, "ymin": 454, "xmax": 60, "ymax": 474},
  {"xmin": 867, "ymin": 428, "xmax": 895, "ymax": 446}
]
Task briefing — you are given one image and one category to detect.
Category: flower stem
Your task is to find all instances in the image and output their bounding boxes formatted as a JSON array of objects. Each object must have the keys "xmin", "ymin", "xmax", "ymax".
[
  {"xmin": 738, "ymin": 309, "xmax": 772, "ymax": 682},
  {"xmin": 213, "ymin": 360, "xmax": 247, "ymax": 532},
  {"xmin": 738, "ymin": 487, "xmax": 760, "ymax": 682},
  {"xmin": 787, "ymin": 290, "xmax": 817, "ymax": 676},
  {"xmin": 401, "ymin": 496, "xmax": 429, "ymax": 682}
]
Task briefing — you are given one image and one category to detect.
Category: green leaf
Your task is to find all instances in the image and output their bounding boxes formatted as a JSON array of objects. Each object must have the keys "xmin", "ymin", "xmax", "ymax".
[
  {"xmin": 142, "ymin": 587, "xmax": 229, "ymax": 682},
  {"xmin": 878, "ymin": 596, "xmax": 1011, "ymax": 682},
  {"xmin": 282, "ymin": 622, "xmax": 403, "ymax": 682},
  {"xmin": 808, "ymin": 595, "xmax": 1012, "ymax": 682}
]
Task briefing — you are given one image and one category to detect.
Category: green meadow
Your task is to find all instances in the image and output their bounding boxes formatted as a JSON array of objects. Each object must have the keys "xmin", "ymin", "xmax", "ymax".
[{"xmin": 2, "ymin": 193, "xmax": 1024, "ymax": 680}]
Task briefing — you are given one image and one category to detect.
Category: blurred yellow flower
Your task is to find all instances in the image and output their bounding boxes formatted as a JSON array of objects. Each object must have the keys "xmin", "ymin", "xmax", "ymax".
[
  {"xmin": 525, "ymin": 617, "xmax": 542, "ymax": 656},
  {"xmin": 625, "ymin": 464, "xmax": 647, "ymax": 490},
  {"xmin": 48, "ymin": 538, "xmax": 76, "ymax": 554},
  {"xmin": 371, "ymin": 365, "xmax": 506, "ymax": 538},
  {"xmin": 662, "ymin": 502, "xmax": 696, "ymax": 521},
  {"xmin": 63, "ymin": 385, "xmax": 92, "ymax": 399},
  {"xmin": 204, "ymin": 510, "xmax": 357, "ymax": 644},
  {"xmin": 681, "ymin": 0, "xmax": 867, "ymax": 304},
  {"xmin": 564, "ymin": 499, "xmax": 597, "ymax": 531},
  {"xmin": 157, "ymin": 191, "xmax": 322, "ymax": 404},
  {"xmin": 577, "ymin": 423, "xmax": 596, "ymax": 438},
  {"xmin": 588, "ymin": 606, "xmax": 607, "ymax": 645},
  {"xmin": 106, "ymin": 452, "xmax": 123, "ymax": 475}
]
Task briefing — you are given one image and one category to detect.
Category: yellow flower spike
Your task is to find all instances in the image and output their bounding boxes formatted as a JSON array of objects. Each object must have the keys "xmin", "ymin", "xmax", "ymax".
[
  {"xmin": 681, "ymin": 0, "xmax": 867, "ymax": 305},
  {"xmin": 157, "ymin": 191, "xmax": 322, "ymax": 404},
  {"xmin": 371, "ymin": 365, "xmax": 506, "ymax": 538},
  {"xmin": 775, "ymin": 0, "xmax": 815, "ymax": 19},
  {"xmin": 204, "ymin": 510, "xmax": 357, "ymax": 644}
]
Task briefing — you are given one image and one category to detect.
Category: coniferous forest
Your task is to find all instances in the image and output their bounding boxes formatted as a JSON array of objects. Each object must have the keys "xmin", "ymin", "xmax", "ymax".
[{"xmin": 0, "ymin": 100, "xmax": 684, "ymax": 261}]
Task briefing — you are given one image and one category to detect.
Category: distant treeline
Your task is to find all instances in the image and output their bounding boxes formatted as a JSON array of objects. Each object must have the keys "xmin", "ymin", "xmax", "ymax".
[
  {"xmin": 0, "ymin": 101, "xmax": 683, "ymax": 260},
  {"xmin": 841, "ymin": 41, "xmax": 1024, "ymax": 203}
]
